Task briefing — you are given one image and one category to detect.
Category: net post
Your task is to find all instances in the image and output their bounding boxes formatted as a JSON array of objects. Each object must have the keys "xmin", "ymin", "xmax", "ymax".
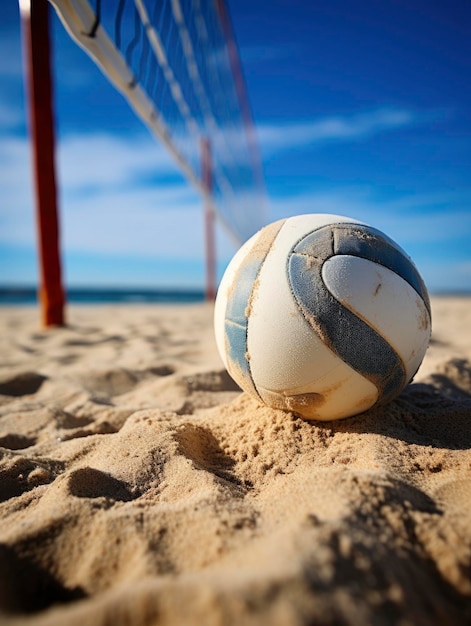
[
  {"xmin": 201, "ymin": 138, "xmax": 216, "ymax": 301},
  {"xmin": 21, "ymin": 0, "xmax": 65, "ymax": 327}
]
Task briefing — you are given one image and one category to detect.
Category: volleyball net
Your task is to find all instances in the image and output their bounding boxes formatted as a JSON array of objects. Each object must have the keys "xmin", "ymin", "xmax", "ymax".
[{"xmin": 47, "ymin": 0, "xmax": 267, "ymax": 243}]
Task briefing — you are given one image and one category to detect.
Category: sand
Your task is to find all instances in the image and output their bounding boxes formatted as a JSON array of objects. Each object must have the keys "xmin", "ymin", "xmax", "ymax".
[{"xmin": 0, "ymin": 296, "xmax": 470, "ymax": 625}]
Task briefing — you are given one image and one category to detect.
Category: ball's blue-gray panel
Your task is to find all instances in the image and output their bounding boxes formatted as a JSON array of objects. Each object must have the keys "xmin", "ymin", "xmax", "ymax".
[
  {"xmin": 224, "ymin": 220, "xmax": 286, "ymax": 399},
  {"xmin": 288, "ymin": 223, "xmax": 427, "ymax": 404}
]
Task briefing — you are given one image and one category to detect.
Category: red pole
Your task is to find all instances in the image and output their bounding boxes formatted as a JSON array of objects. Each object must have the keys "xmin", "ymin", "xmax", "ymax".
[
  {"xmin": 21, "ymin": 0, "xmax": 65, "ymax": 326},
  {"xmin": 201, "ymin": 138, "xmax": 216, "ymax": 301}
]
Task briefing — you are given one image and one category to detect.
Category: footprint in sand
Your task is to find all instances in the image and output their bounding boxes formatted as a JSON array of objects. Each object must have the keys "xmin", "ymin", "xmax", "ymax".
[
  {"xmin": 183, "ymin": 369, "xmax": 241, "ymax": 393},
  {"xmin": 0, "ymin": 434, "xmax": 36, "ymax": 450},
  {"xmin": 0, "ymin": 457, "xmax": 57, "ymax": 502},
  {"xmin": 0, "ymin": 543, "xmax": 86, "ymax": 614},
  {"xmin": 76, "ymin": 368, "xmax": 139, "ymax": 397},
  {"xmin": 0, "ymin": 371, "xmax": 47, "ymax": 397},
  {"xmin": 67, "ymin": 467, "xmax": 136, "ymax": 502}
]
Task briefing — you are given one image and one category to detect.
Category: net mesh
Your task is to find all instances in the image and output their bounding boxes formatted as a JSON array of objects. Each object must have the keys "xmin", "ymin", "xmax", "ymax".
[{"xmin": 48, "ymin": 0, "xmax": 266, "ymax": 242}]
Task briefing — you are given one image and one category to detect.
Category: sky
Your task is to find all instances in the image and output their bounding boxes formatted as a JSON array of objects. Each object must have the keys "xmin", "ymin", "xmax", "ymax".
[{"xmin": 0, "ymin": 0, "xmax": 470, "ymax": 293}]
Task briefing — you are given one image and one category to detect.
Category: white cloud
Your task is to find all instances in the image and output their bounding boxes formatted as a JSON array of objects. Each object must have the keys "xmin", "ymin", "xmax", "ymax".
[
  {"xmin": 56, "ymin": 133, "xmax": 184, "ymax": 189},
  {"xmin": 0, "ymin": 131, "xmax": 206, "ymax": 257},
  {"xmin": 2, "ymin": 132, "xmax": 469, "ymax": 257},
  {"xmin": 1, "ymin": 122, "xmax": 469, "ymax": 291},
  {"xmin": 258, "ymin": 108, "xmax": 417, "ymax": 155},
  {"xmin": 0, "ymin": 136, "xmax": 35, "ymax": 246},
  {"xmin": 59, "ymin": 184, "xmax": 204, "ymax": 258}
]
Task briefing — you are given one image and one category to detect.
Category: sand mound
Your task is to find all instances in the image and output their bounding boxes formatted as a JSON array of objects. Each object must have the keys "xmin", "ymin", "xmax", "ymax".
[{"xmin": 0, "ymin": 298, "xmax": 470, "ymax": 625}]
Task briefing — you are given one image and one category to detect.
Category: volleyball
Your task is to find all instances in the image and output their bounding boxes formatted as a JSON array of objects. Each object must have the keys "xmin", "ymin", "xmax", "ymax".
[{"xmin": 214, "ymin": 214, "xmax": 431, "ymax": 421}]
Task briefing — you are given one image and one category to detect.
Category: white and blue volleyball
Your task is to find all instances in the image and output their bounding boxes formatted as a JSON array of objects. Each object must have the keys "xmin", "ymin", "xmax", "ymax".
[{"xmin": 214, "ymin": 214, "xmax": 431, "ymax": 421}]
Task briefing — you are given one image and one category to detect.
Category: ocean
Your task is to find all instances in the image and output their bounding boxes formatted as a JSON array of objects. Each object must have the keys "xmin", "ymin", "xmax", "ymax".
[
  {"xmin": 1, "ymin": 286, "xmax": 468, "ymax": 307},
  {"xmin": 0, "ymin": 286, "xmax": 206, "ymax": 306}
]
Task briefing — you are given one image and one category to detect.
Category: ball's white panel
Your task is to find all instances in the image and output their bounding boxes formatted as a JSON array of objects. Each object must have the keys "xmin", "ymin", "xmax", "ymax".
[
  {"xmin": 257, "ymin": 357, "xmax": 378, "ymax": 421},
  {"xmin": 214, "ymin": 230, "xmax": 260, "ymax": 370},
  {"xmin": 247, "ymin": 216, "xmax": 339, "ymax": 391},
  {"xmin": 322, "ymin": 255, "xmax": 431, "ymax": 380},
  {"xmin": 247, "ymin": 215, "xmax": 371, "ymax": 394}
]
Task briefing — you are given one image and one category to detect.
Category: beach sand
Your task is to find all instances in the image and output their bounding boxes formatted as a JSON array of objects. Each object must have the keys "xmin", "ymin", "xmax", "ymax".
[{"xmin": 0, "ymin": 296, "xmax": 470, "ymax": 625}]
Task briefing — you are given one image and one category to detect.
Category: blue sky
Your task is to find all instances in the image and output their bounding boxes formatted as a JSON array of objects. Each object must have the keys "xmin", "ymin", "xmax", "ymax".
[{"xmin": 1, "ymin": 0, "xmax": 470, "ymax": 292}]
